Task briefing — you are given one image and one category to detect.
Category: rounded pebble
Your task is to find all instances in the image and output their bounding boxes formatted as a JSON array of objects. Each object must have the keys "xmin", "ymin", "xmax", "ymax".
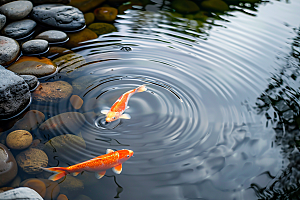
[
  {"xmin": 0, "ymin": 1, "xmax": 33, "ymax": 21},
  {"xmin": 19, "ymin": 75, "xmax": 39, "ymax": 91},
  {"xmin": 6, "ymin": 130, "xmax": 33, "ymax": 150},
  {"xmin": 0, "ymin": 144, "xmax": 18, "ymax": 187},
  {"xmin": 94, "ymin": 7, "xmax": 118, "ymax": 22},
  {"xmin": 40, "ymin": 179, "xmax": 60, "ymax": 200},
  {"xmin": 22, "ymin": 39, "xmax": 49, "ymax": 55},
  {"xmin": 87, "ymin": 23, "xmax": 116, "ymax": 36},
  {"xmin": 35, "ymin": 30, "xmax": 68, "ymax": 44},
  {"xmin": 70, "ymin": 95, "xmax": 83, "ymax": 109},
  {"xmin": 12, "ymin": 110, "xmax": 45, "ymax": 131},
  {"xmin": 0, "ymin": 14, "xmax": 5, "ymax": 30},
  {"xmin": 20, "ymin": 178, "xmax": 46, "ymax": 198},
  {"xmin": 84, "ymin": 12, "xmax": 94, "ymax": 26},
  {"xmin": 0, "ymin": 36, "xmax": 20, "ymax": 65},
  {"xmin": 57, "ymin": 194, "xmax": 68, "ymax": 200},
  {"xmin": 16, "ymin": 148, "xmax": 48, "ymax": 174},
  {"xmin": 1, "ymin": 19, "xmax": 36, "ymax": 39}
]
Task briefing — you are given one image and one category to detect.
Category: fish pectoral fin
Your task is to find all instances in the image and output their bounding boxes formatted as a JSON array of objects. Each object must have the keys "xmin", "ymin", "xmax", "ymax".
[
  {"xmin": 119, "ymin": 113, "xmax": 131, "ymax": 119},
  {"xmin": 106, "ymin": 149, "xmax": 114, "ymax": 154},
  {"xmin": 95, "ymin": 171, "xmax": 106, "ymax": 179},
  {"xmin": 112, "ymin": 164, "xmax": 122, "ymax": 174},
  {"xmin": 101, "ymin": 110, "xmax": 109, "ymax": 115},
  {"xmin": 126, "ymin": 106, "xmax": 130, "ymax": 109},
  {"xmin": 73, "ymin": 172, "xmax": 81, "ymax": 176}
]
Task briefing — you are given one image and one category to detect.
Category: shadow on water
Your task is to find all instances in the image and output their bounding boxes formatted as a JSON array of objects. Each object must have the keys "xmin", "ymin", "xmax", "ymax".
[{"xmin": 251, "ymin": 26, "xmax": 300, "ymax": 199}]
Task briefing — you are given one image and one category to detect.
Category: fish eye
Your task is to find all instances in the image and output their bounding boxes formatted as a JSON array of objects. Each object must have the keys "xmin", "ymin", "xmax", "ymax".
[
  {"xmin": 127, "ymin": 155, "xmax": 129, "ymax": 157},
  {"xmin": 113, "ymin": 117, "xmax": 116, "ymax": 119}
]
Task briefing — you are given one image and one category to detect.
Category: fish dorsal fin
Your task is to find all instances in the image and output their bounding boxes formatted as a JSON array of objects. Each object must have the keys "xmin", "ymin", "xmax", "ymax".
[
  {"xmin": 119, "ymin": 113, "xmax": 131, "ymax": 119},
  {"xmin": 101, "ymin": 110, "xmax": 109, "ymax": 115},
  {"xmin": 73, "ymin": 172, "xmax": 80, "ymax": 176},
  {"xmin": 112, "ymin": 164, "xmax": 122, "ymax": 174},
  {"xmin": 95, "ymin": 171, "xmax": 106, "ymax": 179},
  {"xmin": 106, "ymin": 149, "xmax": 114, "ymax": 154}
]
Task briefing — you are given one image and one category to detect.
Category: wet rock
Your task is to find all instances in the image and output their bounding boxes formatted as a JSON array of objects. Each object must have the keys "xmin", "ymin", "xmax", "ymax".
[
  {"xmin": 7, "ymin": 56, "xmax": 57, "ymax": 78},
  {"xmin": 65, "ymin": 28, "xmax": 97, "ymax": 48},
  {"xmin": 57, "ymin": 194, "xmax": 68, "ymax": 200},
  {"xmin": 16, "ymin": 148, "xmax": 48, "ymax": 174},
  {"xmin": 20, "ymin": 178, "xmax": 46, "ymax": 198},
  {"xmin": 35, "ymin": 30, "xmax": 69, "ymax": 44},
  {"xmin": 94, "ymin": 7, "xmax": 118, "ymax": 22},
  {"xmin": 31, "ymin": 4, "xmax": 85, "ymax": 31},
  {"xmin": 22, "ymin": 39, "xmax": 49, "ymax": 55},
  {"xmin": 44, "ymin": 47, "xmax": 73, "ymax": 59},
  {"xmin": 171, "ymin": 0, "xmax": 200, "ymax": 13},
  {"xmin": 19, "ymin": 75, "xmax": 39, "ymax": 91},
  {"xmin": 39, "ymin": 112, "xmax": 85, "ymax": 135},
  {"xmin": 53, "ymin": 53, "xmax": 86, "ymax": 73},
  {"xmin": 8, "ymin": 175, "xmax": 21, "ymax": 188},
  {"xmin": 43, "ymin": 134, "xmax": 86, "ymax": 166},
  {"xmin": 0, "ymin": 187, "xmax": 43, "ymax": 200},
  {"xmin": 69, "ymin": 0, "xmax": 106, "ymax": 13},
  {"xmin": 84, "ymin": 12, "xmax": 94, "ymax": 26},
  {"xmin": 70, "ymin": 95, "xmax": 83, "ymax": 109},
  {"xmin": 6, "ymin": 130, "xmax": 33, "ymax": 150},
  {"xmin": 0, "ymin": 144, "xmax": 18, "ymax": 187},
  {"xmin": 32, "ymin": 81, "xmax": 73, "ymax": 103},
  {"xmin": 12, "ymin": 110, "xmax": 45, "ymax": 131},
  {"xmin": 87, "ymin": 23, "xmax": 116, "ymax": 36},
  {"xmin": 201, "ymin": 0, "xmax": 229, "ymax": 12},
  {"xmin": 0, "ymin": 66, "xmax": 30, "ymax": 119},
  {"xmin": 40, "ymin": 179, "xmax": 60, "ymax": 200},
  {"xmin": 0, "ymin": 36, "xmax": 20, "ymax": 65},
  {"xmin": 59, "ymin": 176, "xmax": 84, "ymax": 199},
  {"xmin": 1, "ymin": 19, "xmax": 36, "ymax": 39},
  {"xmin": 0, "ymin": 1, "xmax": 33, "ymax": 21},
  {"xmin": 0, "ymin": 14, "xmax": 5, "ymax": 30},
  {"xmin": 74, "ymin": 195, "xmax": 92, "ymax": 200}
]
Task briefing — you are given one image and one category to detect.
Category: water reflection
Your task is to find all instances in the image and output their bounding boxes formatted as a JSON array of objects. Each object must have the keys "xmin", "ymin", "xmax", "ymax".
[{"xmin": 252, "ymin": 26, "xmax": 300, "ymax": 199}]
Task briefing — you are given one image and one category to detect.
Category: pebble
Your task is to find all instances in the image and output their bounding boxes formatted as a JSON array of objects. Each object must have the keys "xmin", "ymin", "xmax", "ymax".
[
  {"xmin": 87, "ymin": 23, "xmax": 117, "ymax": 36},
  {"xmin": 32, "ymin": 81, "xmax": 73, "ymax": 103},
  {"xmin": 201, "ymin": 0, "xmax": 229, "ymax": 12},
  {"xmin": 16, "ymin": 148, "xmax": 48, "ymax": 174},
  {"xmin": 35, "ymin": 30, "xmax": 69, "ymax": 44},
  {"xmin": 84, "ymin": 12, "xmax": 94, "ymax": 26},
  {"xmin": 39, "ymin": 112, "xmax": 85, "ymax": 135},
  {"xmin": 171, "ymin": 0, "xmax": 200, "ymax": 13},
  {"xmin": 8, "ymin": 175, "xmax": 21, "ymax": 188},
  {"xmin": 22, "ymin": 39, "xmax": 49, "ymax": 55},
  {"xmin": 6, "ymin": 130, "xmax": 33, "ymax": 150},
  {"xmin": 31, "ymin": 4, "xmax": 85, "ymax": 31},
  {"xmin": 0, "ymin": 187, "xmax": 43, "ymax": 200},
  {"xmin": 0, "ymin": 14, "xmax": 5, "ymax": 30},
  {"xmin": 1, "ymin": 19, "xmax": 36, "ymax": 39},
  {"xmin": 43, "ymin": 134, "xmax": 86, "ymax": 166},
  {"xmin": 44, "ymin": 46, "xmax": 73, "ymax": 59},
  {"xmin": 0, "ymin": 36, "xmax": 20, "ymax": 65},
  {"xmin": 19, "ymin": 75, "xmax": 39, "ymax": 91},
  {"xmin": 70, "ymin": 95, "xmax": 84, "ymax": 109},
  {"xmin": 20, "ymin": 178, "xmax": 46, "ymax": 198},
  {"xmin": 0, "ymin": 144, "xmax": 18, "ymax": 187},
  {"xmin": 69, "ymin": 0, "xmax": 106, "ymax": 13},
  {"xmin": 65, "ymin": 28, "xmax": 97, "ymax": 48},
  {"xmin": 53, "ymin": 53, "xmax": 86, "ymax": 73},
  {"xmin": 57, "ymin": 194, "xmax": 68, "ymax": 200},
  {"xmin": 59, "ymin": 176, "xmax": 84, "ymax": 199},
  {"xmin": 7, "ymin": 56, "xmax": 57, "ymax": 78},
  {"xmin": 0, "ymin": 66, "xmax": 31, "ymax": 119},
  {"xmin": 94, "ymin": 7, "xmax": 118, "ymax": 22},
  {"xmin": 40, "ymin": 178, "xmax": 60, "ymax": 200},
  {"xmin": 0, "ymin": 1, "xmax": 33, "ymax": 21},
  {"xmin": 12, "ymin": 110, "xmax": 45, "ymax": 131}
]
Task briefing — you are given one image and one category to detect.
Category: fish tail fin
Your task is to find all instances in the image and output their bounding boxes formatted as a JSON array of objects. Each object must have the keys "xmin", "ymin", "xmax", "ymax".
[
  {"xmin": 136, "ymin": 85, "xmax": 147, "ymax": 93},
  {"xmin": 41, "ymin": 167, "xmax": 68, "ymax": 181}
]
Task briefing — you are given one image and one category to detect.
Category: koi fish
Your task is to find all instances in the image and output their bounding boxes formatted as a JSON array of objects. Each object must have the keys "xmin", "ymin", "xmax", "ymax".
[
  {"xmin": 42, "ymin": 149, "xmax": 134, "ymax": 181},
  {"xmin": 101, "ymin": 85, "xmax": 147, "ymax": 122}
]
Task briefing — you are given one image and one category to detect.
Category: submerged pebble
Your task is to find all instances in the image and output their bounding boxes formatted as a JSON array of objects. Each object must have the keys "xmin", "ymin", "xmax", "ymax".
[
  {"xmin": 70, "ymin": 95, "xmax": 83, "ymax": 109},
  {"xmin": 6, "ymin": 130, "xmax": 33, "ymax": 150},
  {"xmin": 65, "ymin": 28, "xmax": 97, "ymax": 48},
  {"xmin": 59, "ymin": 176, "xmax": 84, "ymax": 199},
  {"xmin": 20, "ymin": 178, "xmax": 46, "ymax": 198},
  {"xmin": 0, "ymin": 144, "xmax": 18, "ymax": 187},
  {"xmin": 12, "ymin": 110, "xmax": 45, "ymax": 131},
  {"xmin": 94, "ymin": 7, "xmax": 118, "ymax": 22}
]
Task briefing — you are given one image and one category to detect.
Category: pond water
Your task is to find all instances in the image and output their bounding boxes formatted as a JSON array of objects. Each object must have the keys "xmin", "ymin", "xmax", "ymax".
[{"xmin": 3, "ymin": 0, "xmax": 300, "ymax": 199}]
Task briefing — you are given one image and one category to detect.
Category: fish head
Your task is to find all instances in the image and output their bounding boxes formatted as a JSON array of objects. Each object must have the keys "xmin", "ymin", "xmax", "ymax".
[
  {"xmin": 117, "ymin": 149, "xmax": 134, "ymax": 163},
  {"xmin": 105, "ymin": 111, "xmax": 120, "ymax": 122}
]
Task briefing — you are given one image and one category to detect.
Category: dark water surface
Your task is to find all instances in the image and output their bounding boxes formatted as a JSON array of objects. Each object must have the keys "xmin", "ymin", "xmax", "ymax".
[{"xmin": 29, "ymin": 0, "xmax": 300, "ymax": 199}]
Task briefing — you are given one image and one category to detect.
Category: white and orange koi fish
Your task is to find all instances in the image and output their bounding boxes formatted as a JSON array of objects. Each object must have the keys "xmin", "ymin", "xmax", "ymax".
[
  {"xmin": 42, "ymin": 149, "xmax": 134, "ymax": 181},
  {"xmin": 101, "ymin": 85, "xmax": 147, "ymax": 122}
]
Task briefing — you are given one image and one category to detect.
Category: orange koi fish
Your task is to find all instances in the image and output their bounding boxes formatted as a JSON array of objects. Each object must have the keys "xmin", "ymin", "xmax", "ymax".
[
  {"xmin": 101, "ymin": 85, "xmax": 147, "ymax": 122},
  {"xmin": 42, "ymin": 149, "xmax": 134, "ymax": 181}
]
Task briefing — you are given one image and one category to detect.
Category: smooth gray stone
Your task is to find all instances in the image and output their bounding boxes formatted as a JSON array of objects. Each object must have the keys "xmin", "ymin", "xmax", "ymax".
[
  {"xmin": 1, "ymin": 19, "xmax": 36, "ymax": 39},
  {"xmin": 0, "ymin": 36, "xmax": 20, "ymax": 66},
  {"xmin": 35, "ymin": 30, "xmax": 68, "ymax": 43},
  {"xmin": 0, "ymin": 66, "xmax": 31, "ymax": 119},
  {"xmin": 0, "ymin": 1, "xmax": 33, "ymax": 21},
  {"xmin": 20, "ymin": 75, "xmax": 39, "ymax": 91},
  {"xmin": 0, "ymin": 13, "xmax": 5, "ymax": 30},
  {"xmin": 0, "ymin": 187, "xmax": 43, "ymax": 200},
  {"xmin": 31, "ymin": 4, "xmax": 85, "ymax": 31},
  {"xmin": 22, "ymin": 39, "xmax": 49, "ymax": 54}
]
